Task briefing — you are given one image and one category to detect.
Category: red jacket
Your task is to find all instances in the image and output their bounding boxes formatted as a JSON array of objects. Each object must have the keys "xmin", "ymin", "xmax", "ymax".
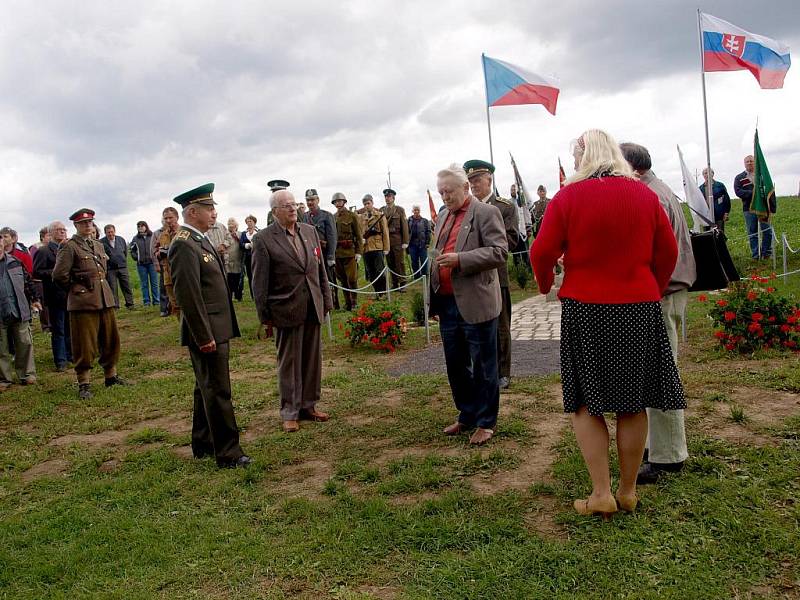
[
  {"xmin": 531, "ymin": 177, "xmax": 677, "ymax": 304},
  {"xmin": 12, "ymin": 248, "xmax": 32, "ymax": 274}
]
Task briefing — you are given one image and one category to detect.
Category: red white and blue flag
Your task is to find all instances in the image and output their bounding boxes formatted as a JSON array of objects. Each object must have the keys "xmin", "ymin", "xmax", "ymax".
[
  {"xmin": 482, "ymin": 54, "xmax": 560, "ymax": 115},
  {"xmin": 700, "ymin": 12, "xmax": 791, "ymax": 89}
]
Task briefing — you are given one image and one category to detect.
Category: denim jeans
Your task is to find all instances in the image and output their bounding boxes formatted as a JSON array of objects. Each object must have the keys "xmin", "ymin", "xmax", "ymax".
[
  {"xmin": 48, "ymin": 304, "xmax": 72, "ymax": 368},
  {"xmin": 435, "ymin": 294, "xmax": 499, "ymax": 429},
  {"xmin": 136, "ymin": 263, "xmax": 160, "ymax": 305},
  {"xmin": 743, "ymin": 211, "xmax": 773, "ymax": 258},
  {"xmin": 408, "ymin": 245, "xmax": 428, "ymax": 277}
]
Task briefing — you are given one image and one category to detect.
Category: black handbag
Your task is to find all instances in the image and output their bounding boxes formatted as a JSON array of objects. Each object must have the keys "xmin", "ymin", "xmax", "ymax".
[{"xmin": 689, "ymin": 227, "xmax": 740, "ymax": 291}]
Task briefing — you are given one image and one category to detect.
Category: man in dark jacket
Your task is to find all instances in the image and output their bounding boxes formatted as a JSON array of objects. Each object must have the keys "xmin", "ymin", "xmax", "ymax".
[
  {"xmin": 407, "ymin": 205, "xmax": 431, "ymax": 277},
  {"xmin": 168, "ymin": 183, "xmax": 250, "ymax": 469},
  {"xmin": 100, "ymin": 225, "xmax": 134, "ymax": 309},
  {"xmin": 734, "ymin": 154, "xmax": 773, "ymax": 259},
  {"xmin": 699, "ymin": 168, "xmax": 731, "ymax": 231},
  {"xmin": 32, "ymin": 221, "xmax": 73, "ymax": 371}
]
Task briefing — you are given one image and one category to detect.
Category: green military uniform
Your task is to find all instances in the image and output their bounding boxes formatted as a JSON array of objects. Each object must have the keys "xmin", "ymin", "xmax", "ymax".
[
  {"xmin": 168, "ymin": 183, "xmax": 248, "ymax": 467},
  {"xmin": 381, "ymin": 189, "xmax": 410, "ymax": 289},
  {"xmin": 52, "ymin": 208, "xmax": 122, "ymax": 398},
  {"xmin": 358, "ymin": 202, "xmax": 390, "ymax": 296},
  {"xmin": 464, "ymin": 160, "xmax": 520, "ymax": 386},
  {"xmin": 332, "ymin": 193, "xmax": 363, "ymax": 310}
]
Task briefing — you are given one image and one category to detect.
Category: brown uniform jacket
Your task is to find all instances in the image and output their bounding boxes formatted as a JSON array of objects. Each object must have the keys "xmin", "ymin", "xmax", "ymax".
[
  {"xmin": 358, "ymin": 209, "xmax": 390, "ymax": 253},
  {"xmin": 168, "ymin": 226, "xmax": 240, "ymax": 347},
  {"xmin": 156, "ymin": 227, "xmax": 179, "ymax": 284},
  {"xmin": 335, "ymin": 210, "xmax": 363, "ymax": 258},
  {"xmin": 52, "ymin": 235, "xmax": 117, "ymax": 311},
  {"xmin": 429, "ymin": 197, "xmax": 508, "ymax": 324},
  {"xmin": 381, "ymin": 204, "xmax": 410, "ymax": 247},
  {"xmin": 251, "ymin": 222, "xmax": 333, "ymax": 328},
  {"xmin": 485, "ymin": 193, "xmax": 519, "ymax": 287}
]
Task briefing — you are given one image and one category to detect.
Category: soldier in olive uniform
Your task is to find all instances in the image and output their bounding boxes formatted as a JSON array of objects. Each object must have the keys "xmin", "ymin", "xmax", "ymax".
[
  {"xmin": 52, "ymin": 209, "xmax": 124, "ymax": 399},
  {"xmin": 464, "ymin": 160, "xmax": 519, "ymax": 390},
  {"xmin": 168, "ymin": 183, "xmax": 250, "ymax": 469},
  {"xmin": 358, "ymin": 194, "xmax": 390, "ymax": 297},
  {"xmin": 381, "ymin": 188, "xmax": 410, "ymax": 290},
  {"xmin": 332, "ymin": 192, "xmax": 363, "ymax": 310},
  {"xmin": 303, "ymin": 188, "xmax": 339, "ymax": 309}
]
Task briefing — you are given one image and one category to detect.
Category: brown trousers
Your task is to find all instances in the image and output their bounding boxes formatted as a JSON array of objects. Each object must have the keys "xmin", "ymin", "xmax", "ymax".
[
  {"xmin": 275, "ymin": 320, "xmax": 322, "ymax": 421},
  {"xmin": 498, "ymin": 286, "xmax": 512, "ymax": 379},
  {"xmin": 335, "ymin": 257, "xmax": 358, "ymax": 310},
  {"xmin": 69, "ymin": 308, "xmax": 121, "ymax": 384},
  {"xmin": 164, "ymin": 283, "xmax": 180, "ymax": 317},
  {"xmin": 386, "ymin": 246, "xmax": 406, "ymax": 289}
]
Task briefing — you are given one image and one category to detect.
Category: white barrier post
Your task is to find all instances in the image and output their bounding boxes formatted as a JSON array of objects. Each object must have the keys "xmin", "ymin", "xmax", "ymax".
[
  {"xmin": 681, "ymin": 302, "xmax": 687, "ymax": 342},
  {"xmin": 783, "ymin": 232, "xmax": 788, "ymax": 285},
  {"xmin": 422, "ymin": 274, "xmax": 431, "ymax": 346},
  {"xmin": 326, "ymin": 312, "xmax": 333, "ymax": 340},
  {"xmin": 772, "ymin": 227, "xmax": 777, "ymax": 271},
  {"xmin": 385, "ymin": 267, "xmax": 392, "ymax": 301}
]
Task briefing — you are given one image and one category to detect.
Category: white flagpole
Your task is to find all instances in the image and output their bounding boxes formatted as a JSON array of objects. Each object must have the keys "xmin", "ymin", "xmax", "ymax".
[
  {"xmin": 697, "ymin": 9, "xmax": 714, "ymax": 220},
  {"xmin": 481, "ymin": 53, "xmax": 496, "ymax": 165}
]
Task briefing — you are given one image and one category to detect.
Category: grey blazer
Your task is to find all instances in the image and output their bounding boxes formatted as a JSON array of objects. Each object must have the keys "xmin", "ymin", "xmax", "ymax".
[
  {"xmin": 428, "ymin": 197, "xmax": 508, "ymax": 324},
  {"xmin": 251, "ymin": 222, "xmax": 333, "ymax": 328}
]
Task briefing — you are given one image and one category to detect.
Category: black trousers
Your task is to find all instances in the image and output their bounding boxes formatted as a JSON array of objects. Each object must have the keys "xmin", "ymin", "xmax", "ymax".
[
  {"xmin": 187, "ymin": 341, "xmax": 244, "ymax": 464},
  {"xmin": 227, "ymin": 272, "xmax": 243, "ymax": 301},
  {"xmin": 106, "ymin": 268, "xmax": 134, "ymax": 308},
  {"xmin": 363, "ymin": 251, "xmax": 387, "ymax": 294},
  {"xmin": 498, "ymin": 286, "xmax": 512, "ymax": 379}
]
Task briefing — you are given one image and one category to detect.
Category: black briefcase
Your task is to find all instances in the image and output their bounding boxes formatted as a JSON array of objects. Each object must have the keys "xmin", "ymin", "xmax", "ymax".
[{"xmin": 689, "ymin": 228, "xmax": 740, "ymax": 292}]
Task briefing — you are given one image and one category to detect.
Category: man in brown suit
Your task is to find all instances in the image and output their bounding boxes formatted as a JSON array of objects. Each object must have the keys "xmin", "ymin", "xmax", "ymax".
[
  {"xmin": 168, "ymin": 183, "xmax": 250, "ymax": 468},
  {"xmin": 252, "ymin": 190, "xmax": 333, "ymax": 433},
  {"xmin": 52, "ymin": 208, "xmax": 124, "ymax": 399},
  {"xmin": 429, "ymin": 164, "xmax": 508, "ymax": 445},
  {"xmin": 381, "ymin": 188, "xmax": 410, "ymax": 290},
  {"xmin": 154, "ymin": 206, "xmax": 180, "ymax": 317}
]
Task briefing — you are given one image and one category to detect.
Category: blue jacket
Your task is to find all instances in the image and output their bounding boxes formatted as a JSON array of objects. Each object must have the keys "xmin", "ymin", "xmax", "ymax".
[
  {"xmin": 699, "ymin": 180, "xmax": 731, "ymax": 222},
  {"xmin": 407, "ymin": 216, "xmax": 431, "ymax": 248}
]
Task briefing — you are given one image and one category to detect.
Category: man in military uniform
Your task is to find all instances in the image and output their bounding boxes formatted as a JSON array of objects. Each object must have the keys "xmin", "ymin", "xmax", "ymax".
[
  {"xmin": 358, "ymin": 194, "xmax": 390, "ymax": 297},
  {"xmin": 381, "ymin": 189, "xmax": 410, "ymax": 291},
  {"xmin": 333, "ymin": 192, "xmax": 363, "ymax": 310},
  {"xmin": 154, "ymin": 206, "xmax": 181, "ymax": 317},
  {"xmin": 168, "ymin": 183, "xmax": 250, "ymax": 469},
  {"xmin": 303, "ymin": 189, "xmax": 339, "ymax": 309},
  {"xmin": 464, "ymin": 160, "xmax": 519, "ymax": 390},
  {"xmin": 52, "ymin": 209, "xmax": 124, "ymax": 399}
]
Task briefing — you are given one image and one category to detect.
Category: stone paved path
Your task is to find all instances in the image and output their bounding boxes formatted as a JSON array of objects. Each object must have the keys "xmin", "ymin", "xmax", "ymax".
[{"xmin": 510, "ymin": 294, "xmax": 561, "ymax": 341}]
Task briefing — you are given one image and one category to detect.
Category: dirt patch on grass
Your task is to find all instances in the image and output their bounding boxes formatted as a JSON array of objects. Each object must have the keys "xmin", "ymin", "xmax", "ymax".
[
  {"xmin": 356, "ymin": 584, "xmax": 400, "ymax": 599},
  {"xmin": 98, "ymin": 459, "xmax": 120, "ymax": 473},
  {"xmin": 374, "ymin": 445, "xmax": 461, "ymax": 466},
  {"xmin": 376, "ymin": 390, "xmax": 404, "ymax": 409},
  {"xmin": 523, "ymin": 495, "xmax": 569, "ymax": 540},
  {"xmin": 49, "ymin": 414, "xmax": 189, "ymax": 448},
  {"xmin": 21, "ymin": 458, "xmax": 70, "ymax": 481},
  {"xmin": 270, "ymin": 459, "xmax": 333, "ymax": 499}
]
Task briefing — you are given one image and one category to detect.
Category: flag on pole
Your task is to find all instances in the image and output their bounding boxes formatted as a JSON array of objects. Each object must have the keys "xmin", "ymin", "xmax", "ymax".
[
  {"xmin": 751, "ymin": 129, "xmax": 775, "ymax": 219},
  {"xmin": 700, "ymin": 13, "xmax": 791, "ymax": 89},
  {"xmin": 482, "ymin": 54, "xmax": 560, "ymax": 115},
  {"xmin": 558, "ymin": 158, "xmax": 566, "ymax": 188},
  {"xmin": 427, "ymin": 189, "xmax": 438, "ymax": 224},
  {"xmin": 509, "ymin": 153, "xmax": 532, "ymax": 209},
  {"xmin": 677, "ymin": 145, "xmax": 713, "ymax": 232}
]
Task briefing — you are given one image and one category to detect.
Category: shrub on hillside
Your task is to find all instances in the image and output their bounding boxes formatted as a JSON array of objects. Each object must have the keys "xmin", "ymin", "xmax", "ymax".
[
  {"xmin": 410, "ymin": 291, "xmax": 426, "ymax": 325},
  {"xmin": 702, "ymin": 274, "xmax": 800, "ymax": 353}
]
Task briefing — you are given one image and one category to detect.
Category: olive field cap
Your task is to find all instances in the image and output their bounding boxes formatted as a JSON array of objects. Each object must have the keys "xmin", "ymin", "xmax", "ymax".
[
  {"xmin": 173, "ymin": 183, "xmax": 216, "ymax": 208},
  {"xmin": 463, "ymin": 159, "xmax": 495, "ymax": 178}
]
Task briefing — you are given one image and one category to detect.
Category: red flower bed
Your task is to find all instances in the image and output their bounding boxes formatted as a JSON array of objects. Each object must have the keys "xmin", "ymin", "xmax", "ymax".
[{"xmin": 343, "ymin": 301, "xmax": 408, "ymax": 352}]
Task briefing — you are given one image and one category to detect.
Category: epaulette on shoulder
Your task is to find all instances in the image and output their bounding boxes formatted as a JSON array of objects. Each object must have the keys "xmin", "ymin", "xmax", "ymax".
[
  {"xmin": 495, "ymin": 196, "xmax": 512, "ymax": 206},
  {"xmin": 174, "ymin": 230, "xmax": 191, "ymax": 242}
]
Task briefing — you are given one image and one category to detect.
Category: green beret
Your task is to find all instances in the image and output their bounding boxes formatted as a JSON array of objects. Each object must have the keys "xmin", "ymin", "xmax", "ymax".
[
  {"xmin": 268, "ymin": 179, "xmax": 290, "ymax": 191},
  {"xmin": 382, "ymin": 188, "xmax": 396, "ymax": 196},
  {"xmin": 69, "ymin": 208, "xmax": 95, "ymax": 223},
  {"xmin": 463, "ymin": 159, "xmax": 495, "ymax": 178},
  {"xmin": 173, "ymin": 183, "xmax": 216, "ymax": 208}
]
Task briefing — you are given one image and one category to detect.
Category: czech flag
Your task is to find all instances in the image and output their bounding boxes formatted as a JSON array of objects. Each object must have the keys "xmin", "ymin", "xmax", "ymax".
[
  {"xmin": 700, "ymin": 13, "xmax": 791, "ymax": 89},
  {"xmin": 482, "ymin": 54, "xmax": 560, "ymax": 115}
]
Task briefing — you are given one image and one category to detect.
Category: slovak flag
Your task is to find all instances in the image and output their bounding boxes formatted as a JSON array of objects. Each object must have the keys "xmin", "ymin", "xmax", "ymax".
[
  {"xmin": 700, "ymin": 12, "xmax": 791, "ymax": 89},
  {"xmin": 482, "ymin": 54, "xmax": 560, "ymax": 115}
]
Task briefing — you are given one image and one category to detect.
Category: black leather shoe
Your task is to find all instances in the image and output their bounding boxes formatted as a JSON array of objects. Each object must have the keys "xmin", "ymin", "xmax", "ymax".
[
  {"xmin": 78, "ymin": 383, "xmax": 93, "ymax": 400},
  {"xmin": 104, "ymin": 375, "xmax": 128, "ymax": 387},
  {"xmin": 217, "ymin": 455, "xmax": 252, "ymax": 469}
]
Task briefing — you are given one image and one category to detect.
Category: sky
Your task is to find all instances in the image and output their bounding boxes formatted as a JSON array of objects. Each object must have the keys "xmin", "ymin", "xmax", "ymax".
[{"xmin": 3, "ymin": 0, "xmax": 799, "ymax": 245}]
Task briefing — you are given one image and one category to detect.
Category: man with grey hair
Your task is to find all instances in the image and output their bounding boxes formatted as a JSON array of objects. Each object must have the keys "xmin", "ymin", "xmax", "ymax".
[
  {"xmin": 429, "ymin": 164, "xmax": 508, "ymax": 445},
  {"xmin": 33, "ymin": 221, "xmax": 73, "ymax": 370},
  {"xmin": 620, "ymin": 142, "xmax": 696, "ymax": 484},
  {"xmin": 205, "ymin": 213, "xmax": 234, "ymax": 270},
  {"xmin": 407, "ymin": 204, "xmax": 432, "ymax": 277},
  {"xmin": 168, "ymin": 183, "xmax": 250, "ymax": 468},
  {"xmin": 252, "ymin": 190, "xmax": 333, "ymax": 433}
]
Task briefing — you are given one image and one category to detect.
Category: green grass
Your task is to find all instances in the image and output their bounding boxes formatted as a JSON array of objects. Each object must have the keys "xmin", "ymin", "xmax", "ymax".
[{"xmin": 1, "ymin": 201, "xmax": 799, "ymax": 598}]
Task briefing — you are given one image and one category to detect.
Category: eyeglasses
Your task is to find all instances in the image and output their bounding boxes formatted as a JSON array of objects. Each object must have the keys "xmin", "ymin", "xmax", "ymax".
[{"xmin": 277, "ymin": 203, "xmax": 298, "ymax": 210}]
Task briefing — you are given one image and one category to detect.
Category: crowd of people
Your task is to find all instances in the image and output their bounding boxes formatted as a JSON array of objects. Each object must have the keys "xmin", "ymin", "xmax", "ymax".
[{"xmin": 0, "ymin": 134, "xmax": 773, "ymax": 515}]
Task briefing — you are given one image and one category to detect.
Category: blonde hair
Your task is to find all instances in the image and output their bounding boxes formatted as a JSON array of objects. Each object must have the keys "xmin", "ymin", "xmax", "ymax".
[{"xmin": 566, "ymin": 129, "xmax": 634, "ymax": 185}]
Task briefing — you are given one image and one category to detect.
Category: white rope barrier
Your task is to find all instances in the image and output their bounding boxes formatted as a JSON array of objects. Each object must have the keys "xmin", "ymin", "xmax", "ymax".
[
  {"xmin": 384, "ymin": 256, "xmax": 430, "ymax": 279},
  {"xmin": 328, "ymin": 266, "xmax": 389, "ymax": 292}
]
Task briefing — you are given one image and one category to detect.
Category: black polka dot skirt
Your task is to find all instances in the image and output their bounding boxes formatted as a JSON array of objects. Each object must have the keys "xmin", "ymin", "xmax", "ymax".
[{"xmin": 560, "ymin": 298, "xmax": 686, "ymax": 416}]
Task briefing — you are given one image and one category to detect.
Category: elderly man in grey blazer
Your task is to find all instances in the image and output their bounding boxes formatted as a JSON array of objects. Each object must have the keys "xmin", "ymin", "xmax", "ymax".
[
  {"xmin": 252, "ymin": 190, "xmax": 333, "ymax": 433},
  {"xmin": 429, "ymin": 163, "xmax": 508, "ymax": 445}
]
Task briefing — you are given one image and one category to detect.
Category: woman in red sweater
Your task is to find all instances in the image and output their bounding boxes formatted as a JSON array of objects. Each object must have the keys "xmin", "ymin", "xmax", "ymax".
[{"xmin": 530, "ymin": 129, "xmax": 684, "ymax": 518}]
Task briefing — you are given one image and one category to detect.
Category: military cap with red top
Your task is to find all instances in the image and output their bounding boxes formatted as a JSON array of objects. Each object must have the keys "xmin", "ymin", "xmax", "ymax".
[
  {"xmin": 173, "ymin": 183, "xmax": 216, "ymax": 208},
  {"xmin": 69, "ymin": 208, "xmax": 96, "ymax": 223}
]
